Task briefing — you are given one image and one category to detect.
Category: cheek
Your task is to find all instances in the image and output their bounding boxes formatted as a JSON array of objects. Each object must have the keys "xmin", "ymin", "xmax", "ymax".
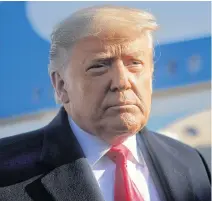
[
  {"xmin": 143, "ymin": 74, "xmax": 152, "ymax": 98},
  {"xmin": 135, "ymin": 72, "xmax": 152, "ymax": 107},
  {"xmin": 134, "ymin": 69, "xmax": 152, "ymax": 91},
  {"xmin": 145, "ymin": 76, "xmax": 152, "ymax": 95},
  {"xmin": 77, "ymin": 77, "xmax": 106, "ymax": 109},
  {"xmin": 64, "ymin": 69, "xmax": 85, "ymax": 106}
]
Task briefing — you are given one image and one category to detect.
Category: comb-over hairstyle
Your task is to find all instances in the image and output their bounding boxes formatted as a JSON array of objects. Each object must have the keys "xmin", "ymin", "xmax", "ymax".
[{"xmin": 49, "ymin": 5, "xmax": 158, "ymax": 103}]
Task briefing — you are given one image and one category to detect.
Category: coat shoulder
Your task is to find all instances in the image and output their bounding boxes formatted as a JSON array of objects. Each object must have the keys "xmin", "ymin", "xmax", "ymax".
[
  {"xmin": 0, "ymin": 128, "xmax": 45, "ymax": 186},
  {"xmin": 150, "ymin": 131, "xmax": 194, "ymax": 150},
  {"xmin": 0, "ymin": 128, "xmax": 44, "ymax": 151},
  {"xmin": 146, "ymin": 130, "xmax": 211, "ymax": 181}
]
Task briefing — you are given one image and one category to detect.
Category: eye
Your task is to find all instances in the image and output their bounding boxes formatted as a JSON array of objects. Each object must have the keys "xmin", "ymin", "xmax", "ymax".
[
  {"xmin": 132, "ymin": 60, "xmax": 141, "ymax": 65},
  {"xmin": 87, "ymin": 60, "xmax": 111, "ymax": 72},
  {"xmin": 86, "ymin": 63, "xmax": 110, "ymax": 75},
  {"xmin": 128, "ymin": 60, "xmax": 144, "ymax": 67},
  {"xmin": 89, "ymin": 64, "xmax": 107, "ymax": 69}
]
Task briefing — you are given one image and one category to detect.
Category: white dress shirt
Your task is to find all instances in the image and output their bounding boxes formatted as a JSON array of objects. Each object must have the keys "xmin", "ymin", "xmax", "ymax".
[{"xmin": 69, "ymin": 117, "xmax": 161, "ymax": 201}]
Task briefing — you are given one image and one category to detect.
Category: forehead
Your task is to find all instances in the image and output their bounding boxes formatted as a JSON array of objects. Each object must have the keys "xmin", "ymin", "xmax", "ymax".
[{"xmin": 71, "ymin": 34, "xmax": 152, "ymax": 59}]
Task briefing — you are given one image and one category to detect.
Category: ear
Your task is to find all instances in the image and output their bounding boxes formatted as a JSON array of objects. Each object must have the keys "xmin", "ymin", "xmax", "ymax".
[{"xmin": 51, "ymin": 71, "xmax": 70, "ymax": 104}]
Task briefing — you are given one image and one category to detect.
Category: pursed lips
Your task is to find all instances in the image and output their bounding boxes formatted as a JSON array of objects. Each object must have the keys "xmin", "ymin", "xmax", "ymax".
[{"xmin": 106, "ymin": 101, "xmax": 139, "ymax": 110}]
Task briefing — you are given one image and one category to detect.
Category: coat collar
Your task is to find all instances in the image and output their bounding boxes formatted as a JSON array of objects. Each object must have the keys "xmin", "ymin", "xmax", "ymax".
[
  {"xmin": 27, "ymin": 107, "xmax": 105, "ymax": 201},
  {"xmin": 40, "ymin": 107, "xmax": 85, "ymax": 169}
]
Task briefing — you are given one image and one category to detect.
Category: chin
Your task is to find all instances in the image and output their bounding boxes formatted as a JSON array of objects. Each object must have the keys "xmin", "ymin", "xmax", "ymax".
[
  {"xmin": 121, "ymin": 112, "xmax": 145, "ymax": 126},
  {"xmin": 110, "ymin": 113, "xmax": 144, "ymax": 134},
  {"xmin": 97, "ymin": 111, "xmax": 147, "ymax": 141}
]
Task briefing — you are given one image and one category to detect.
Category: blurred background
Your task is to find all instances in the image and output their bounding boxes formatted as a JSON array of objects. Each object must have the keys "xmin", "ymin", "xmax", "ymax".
[{"xmin": 0, "ymin": 2, "xmax": 211, "ymax": 168}]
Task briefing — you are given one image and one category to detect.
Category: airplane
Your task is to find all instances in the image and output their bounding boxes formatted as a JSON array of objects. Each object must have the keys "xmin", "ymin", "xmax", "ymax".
[{"xmin": 0, "ymin": 2, "xmax": 211, "ymax": 167}]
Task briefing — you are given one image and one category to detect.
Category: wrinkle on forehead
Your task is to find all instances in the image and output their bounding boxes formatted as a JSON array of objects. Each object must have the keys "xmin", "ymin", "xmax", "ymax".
[
  {"xmin": 103, "ymin": 40, "xmax": 148, "ymax": 58},
  {"xmin": 70, "ymin": 34, "xmax": 152, "ymax": 66},
  {"xmin": 93, "ymin": 36, "xmax": 150, "ymax": 54}
]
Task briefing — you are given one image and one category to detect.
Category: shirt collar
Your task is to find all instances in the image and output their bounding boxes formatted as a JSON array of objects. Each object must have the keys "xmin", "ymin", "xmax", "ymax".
[
  {"xmin": 69, "ymin": 116, "xmax": 144, "ymax": 167},
  {"xmin": 123, "ymin": 134, "xmax": 140, "ymax": 162},
  {"xmin": 69, "ymin": 117, "xmax": 109, "ymax": 166}
]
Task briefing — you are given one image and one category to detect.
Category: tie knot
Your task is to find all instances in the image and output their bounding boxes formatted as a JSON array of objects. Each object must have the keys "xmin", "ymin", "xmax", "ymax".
[{"xmin": 107, "ymin": 144, "xmax": 130, "ymax": 164}]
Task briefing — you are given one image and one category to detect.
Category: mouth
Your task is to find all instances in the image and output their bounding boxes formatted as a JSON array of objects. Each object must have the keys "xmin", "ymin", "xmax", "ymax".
[{"xmin": 106, "ymin": 103, "xmax": 139, "ymax": 110}]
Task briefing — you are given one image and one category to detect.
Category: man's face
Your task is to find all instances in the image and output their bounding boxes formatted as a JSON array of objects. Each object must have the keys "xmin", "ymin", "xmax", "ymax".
[{"xmin": 61, "ymin": 34, "xmax": 153, "ymax": 144}]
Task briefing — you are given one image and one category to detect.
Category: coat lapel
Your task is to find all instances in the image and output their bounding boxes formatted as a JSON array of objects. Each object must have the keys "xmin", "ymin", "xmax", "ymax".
[
  {"xmin": 40, "ymin": 107, "xmax": 85, "ymax": 168},
  {"xmin": 41, "ymin": 158, "xmax": 105, "ymax": 201},
  {"xmin": 137, "ymin": 128, "xmax": 195, "ymax": 201},
  {"xmin": 136, "ymin": 128, "xmax": 168, "ymax": 201},
  {"xmin": 26, "ymin": 107, "xmax": 104, "ymax": 201}
]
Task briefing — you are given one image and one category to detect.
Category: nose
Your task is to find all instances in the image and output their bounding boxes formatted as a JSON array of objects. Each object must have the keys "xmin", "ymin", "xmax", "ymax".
[{"xmin": 110, "ymin": 60, "xmax": 131, "ymax": 92}]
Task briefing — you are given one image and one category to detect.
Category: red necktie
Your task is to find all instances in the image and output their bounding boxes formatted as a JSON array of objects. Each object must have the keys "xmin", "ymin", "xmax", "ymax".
[{"xmin": 107, "ymin": 144, "xmax": 145, "ymax": 201}]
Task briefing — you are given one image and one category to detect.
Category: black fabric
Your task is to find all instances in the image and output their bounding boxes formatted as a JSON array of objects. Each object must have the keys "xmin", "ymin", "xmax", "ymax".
[
  {"xmin": 0, "ymin": 107, "xmax": 211, "ymax": 201},
  {"xmin": 136, "ymin": 130, "xmax": 170, "ymax": 201},
  {"xmin": 196, "ymin": 149, "xmax": 211, "ymax": 183},
  {"xmin": 140, "ymin": 129, "xmax": 211, "ymax": 201}
]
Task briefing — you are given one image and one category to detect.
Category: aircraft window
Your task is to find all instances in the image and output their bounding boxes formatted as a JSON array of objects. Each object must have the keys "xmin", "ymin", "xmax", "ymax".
[
  {"xmin": 32, "ymin": 88, "xmax": 41, "ymax": 103},
  {"xmin": 188, "ymin": 54, "xmax": 201, "ymax": 73},
  {"xmin": 167, "ymin": 60, "xmax": 177, "ymax": 75}
]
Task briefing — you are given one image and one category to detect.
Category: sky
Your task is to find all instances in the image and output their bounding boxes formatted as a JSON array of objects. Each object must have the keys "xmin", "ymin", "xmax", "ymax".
[{"xmin": 26, "ymin": 1, "xmax": 211, "ymax": 44}]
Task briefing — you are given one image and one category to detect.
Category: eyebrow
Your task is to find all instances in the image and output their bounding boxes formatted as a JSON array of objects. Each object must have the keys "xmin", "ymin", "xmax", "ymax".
[
  {"xmin": 85, "ymin": 49, "xmax": 146, "ymax": 66},
  {"xmin": 91, "ymin": 57, "xmax": 116, "ymax": 64},
  {"xmin": 91, "ymin": 50, "xmax": 145, "ymax": 60}
]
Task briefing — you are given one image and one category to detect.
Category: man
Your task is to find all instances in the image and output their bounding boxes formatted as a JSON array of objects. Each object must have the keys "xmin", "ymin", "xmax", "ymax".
[{"xmin": 0, "ymin": 5, "xmax": 210, "ymax": 201}]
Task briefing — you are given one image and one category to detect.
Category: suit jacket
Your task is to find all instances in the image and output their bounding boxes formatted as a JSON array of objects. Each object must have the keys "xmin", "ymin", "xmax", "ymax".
[{"xmin": 0, "ymin": 107, "xmax": 211, "ymax": 201}]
